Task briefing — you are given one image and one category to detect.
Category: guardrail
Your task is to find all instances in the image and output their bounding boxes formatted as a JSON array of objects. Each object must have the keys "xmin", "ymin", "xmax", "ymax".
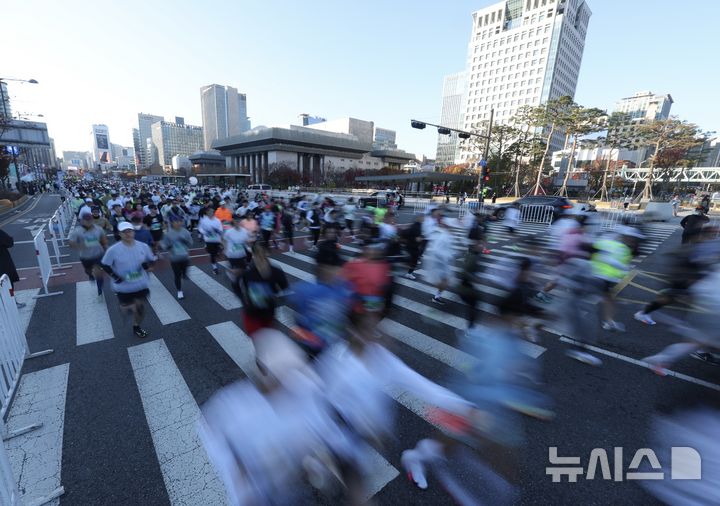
[
  {"xmin": 600, "ymin": 210, "xmax": 639, "ymax": 229},
  {"xmin": 519, "ymin": 204, "xmax": 554, "ymax": 226},
  {"xmin": 33, "ymin": 227, "xmax": 64, "ymax": 298},
  {"xmin": 0, "ymin": 275, "xmax": 61, "ymax": 505},
  {"xmin": 458, "ymin": 202, "xmax": 487, "ymax": 219}
]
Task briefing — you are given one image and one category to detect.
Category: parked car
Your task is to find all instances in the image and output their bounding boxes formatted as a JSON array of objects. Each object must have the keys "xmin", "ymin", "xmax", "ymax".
[
  {"xmin": 357, "ymin": 190, "xmax": 404, "ymax": 209},
  {"xmin": 492, "ymin": 195, "xmax": 573, "ymax": 220},
  {"xmin": 247, "ymin": 184, "xmax": 272, "ymax": 192}
]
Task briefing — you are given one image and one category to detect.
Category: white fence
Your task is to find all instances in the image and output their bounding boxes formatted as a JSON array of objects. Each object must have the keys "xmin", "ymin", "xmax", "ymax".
[
  {"xmin": 413, "ymin": 199, "xmax": 435, "ymax": 214},
  {"xmin": 33, "ymin": 227, "xmax": 64, "ymax": 298},
  {"xmin": 519, "ymin": 204, "xmax": 555, "ymax": 226},
  {"xmin": 458, "ymin": 202, "xmax": 487, "ymax": 219},
  {"xmin": 600, "ymin": 210, "xmax": 639, "ymax": 229},
  {"xmin": 0, "ymin": 275, "xmax": 60, "ymax": 505}
]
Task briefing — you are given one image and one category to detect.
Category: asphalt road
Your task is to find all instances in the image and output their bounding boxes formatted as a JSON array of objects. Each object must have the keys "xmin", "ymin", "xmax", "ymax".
[{"xmin": 3, "ymin": 195, "xmax": 718, "ymax": 505}]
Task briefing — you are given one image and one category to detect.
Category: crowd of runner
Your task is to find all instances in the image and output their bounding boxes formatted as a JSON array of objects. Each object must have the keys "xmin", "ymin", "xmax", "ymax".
[{"xmin": 58, "ymin": 178, "xmax": 718, "ymax": 505}]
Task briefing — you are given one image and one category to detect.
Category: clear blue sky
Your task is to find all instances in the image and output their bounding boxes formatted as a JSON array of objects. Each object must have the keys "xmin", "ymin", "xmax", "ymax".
[{"xmin": 3, "ymin": 0, "xmax": 718, "ymax": 159}]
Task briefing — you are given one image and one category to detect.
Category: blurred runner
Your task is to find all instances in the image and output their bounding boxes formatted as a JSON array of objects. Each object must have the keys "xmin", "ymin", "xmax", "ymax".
[{"xmin": 161, "ymin": 216, "xmax": 193, "ymax": 300}]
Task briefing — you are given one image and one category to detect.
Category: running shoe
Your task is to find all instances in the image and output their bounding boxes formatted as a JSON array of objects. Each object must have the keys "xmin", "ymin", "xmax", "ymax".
[
  {"xmin": 401, "ymin": 450, "xmax": 428, "ymax": 490},
  {"xmin": 601, "ymin": 320, "xmax": 625, "ymax": 332},
  {"xmin": 403, "ymin": 273, "xmax": 417, "ymax": 280},
  {"xmin": 177, "ymin": 291, "xmax": 184, "ymax": 300},
  {"xmin": 634, "ymin": 311, "xmax": 656, "ymax": 325},
  {"xmin": 534, "ymin": 292, "xmax": 552, "ymax": 304},
  {"xmin": 133, "ymin": 326, "xmax": 149, "ymax": 338},
  {"xmin": 431, "ymin": 296, "xmax": 446, "ymax": 305},
  {"xmin": 15, "ymin": 301, "xmax": 26, "ymax": 309},
  {"xmin": 691, "ymin": 352, "xmax": 720, "ymax": 366},
  {"xmin": 566, "ymin": 349, "xmax": 603, "ymax": 366},
  {"xmin": 212, "ymin": 266, "xmax": 219, "ymax": 275}
]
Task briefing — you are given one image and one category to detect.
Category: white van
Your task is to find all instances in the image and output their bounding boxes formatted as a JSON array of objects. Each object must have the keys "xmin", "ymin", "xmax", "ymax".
[{"xmin": 247, "ymin": 184, "xmax": 272, "ymax": 192}]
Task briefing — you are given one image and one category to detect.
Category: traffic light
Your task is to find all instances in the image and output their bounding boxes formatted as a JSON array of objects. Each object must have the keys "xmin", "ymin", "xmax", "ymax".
[
  {"xmin": 437, "ymin": 127, "xmax": 451, "ymax": 135},
  {"xmin": 458, "ymin": 132, "xmax": 471, "ymax": 139},
  {"xmin": 481, "ymin": 166, "xmax": 491, "ymax": 182},
  {"xmin": 410, "ymin": 120, "xmax": 426, "ymax": 130}
]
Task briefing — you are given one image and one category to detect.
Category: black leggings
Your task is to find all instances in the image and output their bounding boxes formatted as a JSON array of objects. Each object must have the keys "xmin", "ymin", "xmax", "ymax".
[
  {"xmin": 205, "ymin": 242, "xmax": 221, "ymax": 264},
  {"xmin": 310, "ymin": 228, "xmax": 320, "ymax": 245},
  {"xmin": 171, "ymin": 259, "xmax": 188, "ymax": 291}
]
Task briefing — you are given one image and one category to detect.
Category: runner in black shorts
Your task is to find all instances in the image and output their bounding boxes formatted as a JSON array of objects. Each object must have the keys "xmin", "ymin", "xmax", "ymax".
[{"xmin": 101, "ymin": 222, "xmax": 157, "ymax": 337}]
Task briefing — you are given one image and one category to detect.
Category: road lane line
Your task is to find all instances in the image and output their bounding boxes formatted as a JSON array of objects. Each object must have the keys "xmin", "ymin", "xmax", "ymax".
[
  {"xmin": 128, "ymin": 339, "xmax": 227, "ymax": 505},
  {"xmin": 559, "ymin": 336, "xmax": 720, "ymax": 392},
  {"xmin": 76, "ymin": 280, "xmax": 114, "ymax": 346}
]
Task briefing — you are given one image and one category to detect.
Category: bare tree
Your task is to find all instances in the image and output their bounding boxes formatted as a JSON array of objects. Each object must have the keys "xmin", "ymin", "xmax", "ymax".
[{"xmin": 635, "ymin": 117, "xmax": 705, "ymax": 200}]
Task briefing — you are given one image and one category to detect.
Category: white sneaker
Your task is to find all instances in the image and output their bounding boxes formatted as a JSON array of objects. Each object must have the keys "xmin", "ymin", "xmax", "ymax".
[
  {"xmin": 634, "ymin": 311, "xmax": 656, "ymax": 325},
  {"xmin": 400, "ymin": 450, "xmax": 428, "ymax": 490},
  {"xmin": 566, "ymin": 349, "xmax": 602, "ymax": 366},
  {"xmin": 177, "ymin": 291, "xmax": 184, "ymax": 300},
  {"xmin": 612, "ymin": 320, "xmax": 625, "ymax": 332},
  {"xmin": 403, "ymin": 273, "xmax": 417, "ymax": 280}
]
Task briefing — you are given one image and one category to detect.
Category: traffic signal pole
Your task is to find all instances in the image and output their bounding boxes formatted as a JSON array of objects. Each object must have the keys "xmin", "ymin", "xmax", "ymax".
[
  {"xmin": 410, "ymin": 110, "xmax": 494, "ymax": 202},
  {"xmin": 479, "ymin": 108, "xmax": 494, "ymax": 203}
]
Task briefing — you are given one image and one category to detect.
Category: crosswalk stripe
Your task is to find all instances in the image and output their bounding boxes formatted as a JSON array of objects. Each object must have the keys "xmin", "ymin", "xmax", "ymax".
[
  {"xmin": 206, "ymin": 321, "xmax": 258, "ymax": 377},
  {"xmin": 206, "ymin": 318, "xmax": 399, "ymax": 501},
  {"xmin": 186, "ymin": 266, "xmax": 241, "ymax": 310},
  {"xmin": 147, "ymin": 274, "xmax": 190, "ymax": 325},
  {"xmin": 76, "ymin": 280, "xmax": 114, "ymax": 346},
  {"xmin": 15, "ymin": 288, "xmax": 40, "ymax": 335},
  {"xmin": 128, "ymin": 339, "xmax": 227, "ymax": 505},
  {"xmin": 378, "ymin": 319, "xmax": 474, "ymax": 369},
  {"xmin": 4, "ymin": 363, "xmax": 68, "ymax": 506}
]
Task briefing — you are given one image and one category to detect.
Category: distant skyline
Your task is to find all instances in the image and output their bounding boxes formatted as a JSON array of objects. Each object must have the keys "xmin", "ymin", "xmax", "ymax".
[{"xmin": 3, "ymin": 0, "xmax": 718, "ymax": 160}]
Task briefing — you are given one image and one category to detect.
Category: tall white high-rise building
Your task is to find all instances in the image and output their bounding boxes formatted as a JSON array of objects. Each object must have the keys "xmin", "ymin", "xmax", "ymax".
[
  {"xmin": 435, "ymin": 71, "xmax": 467, "ymax": 167},
  {"xmin": 137, "ymin": 113, "xmax": 164, "ymax": 169},
  {"xmin": 200, "ymin": 84, "xmax": 251, "ymax": 150},
  {"xmin": 458, "ymin": 0, "xmax": 591, "ymax": 161},
  {"xmin": 613, "ymin": 91, "xmax": 673, "ymax": 121}
]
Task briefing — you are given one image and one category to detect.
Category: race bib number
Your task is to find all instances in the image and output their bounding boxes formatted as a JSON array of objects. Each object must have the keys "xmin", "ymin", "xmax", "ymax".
[
  {"xmin": 84, "ymin": 237, "xmax": 99, "ymax": 247},
  {"xmin": 125, "ymin": 270, "xmax": 142, "ymax": 281}
]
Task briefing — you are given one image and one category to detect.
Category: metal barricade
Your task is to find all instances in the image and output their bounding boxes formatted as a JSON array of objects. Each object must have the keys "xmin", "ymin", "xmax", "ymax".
[
  {"xmin": 600, "ymin": 210, "xmax": 638, "ymax": 230},
  {"xmin": 33, "ymin": 226, "xmax": 64, "ymax": 298},
  {"xmin": 0, "ymin": 276, "xmax": 60, "ymax": 505},
  {"xmin": 458, "ymin": 202, "xmax": 486, "ymax": 219},
  {"xmin": 519, "ymin": 204, "xmax": 554, "ymax": 226},
  {"xmin": 47, "ymin": 215, "xmax": 72, "ymax": 271},
  {"xmin": 413, "ymin": 199, "xmax": 434, "ymax": 214}
]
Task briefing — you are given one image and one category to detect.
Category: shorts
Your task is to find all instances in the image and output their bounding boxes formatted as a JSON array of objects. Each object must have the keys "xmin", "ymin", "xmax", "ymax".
[
  {"xmin": 80, "ymin": 256, "xmax": 103, "ymax": 271},
  {"xmin": 227, "ymin": 257, "xmax": 247, "ymax": 269},
  {"xmin": 117, "ymin": 288, "xmax": 150, "ymax": 305}
]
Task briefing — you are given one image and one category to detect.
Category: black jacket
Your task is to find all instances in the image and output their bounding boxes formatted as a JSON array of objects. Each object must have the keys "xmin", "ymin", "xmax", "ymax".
[{"xmin": 0, "ymin": 229, "xmax": 20, "ymax": 283}]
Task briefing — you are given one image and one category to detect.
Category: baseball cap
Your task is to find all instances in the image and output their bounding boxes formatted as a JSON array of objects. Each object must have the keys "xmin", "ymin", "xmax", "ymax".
[{"xmin": 118, "ymin": 222, "xmax": 134, "ymax": 232}]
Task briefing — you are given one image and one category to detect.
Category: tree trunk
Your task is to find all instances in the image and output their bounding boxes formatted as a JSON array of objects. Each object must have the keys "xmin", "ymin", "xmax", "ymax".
[
  {"xmin": 599, "ymin": 147, "xmax": 613, "ymax": 202},
  {"xmin": 641, "ymin": 139, "xmax": 661, "ymax": 200},
  {"xmin": 532, "ymin": 122, "xmax": 555, "ymax": 195},
  {"xmin": 557, "ymin": 134, "xmax": 578, "ymax": 197}
]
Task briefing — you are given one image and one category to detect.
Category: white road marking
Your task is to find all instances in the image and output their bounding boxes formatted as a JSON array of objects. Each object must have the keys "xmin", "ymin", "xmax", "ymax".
[
  {"xmin": 76, "ymin": 280, "xmax": 114, "ymax": 346},
  {"xmin": 128, "ymin": 339, "xmax": 227, "ymax": 505},
  {"xmin": 186, "ymin": 266, "xmax": 241, "ymax": 310},
  {"xmin": 206, "ymin": 321, "xmax": 258, "ymax": 377},
  {"xmin": 559, "ymin": 336, "xmax": 720, "ymax": 393},
  {"xmin": 147, "ymin": 274, "xmax": 190, "ymax": 325},
  {"xmin": 4, "ymin": 363, "xmax": 69, "ymax": 506},
  {"xmin": 15, "ymin": 287, "xmax": 40, "ymax": 335}
]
